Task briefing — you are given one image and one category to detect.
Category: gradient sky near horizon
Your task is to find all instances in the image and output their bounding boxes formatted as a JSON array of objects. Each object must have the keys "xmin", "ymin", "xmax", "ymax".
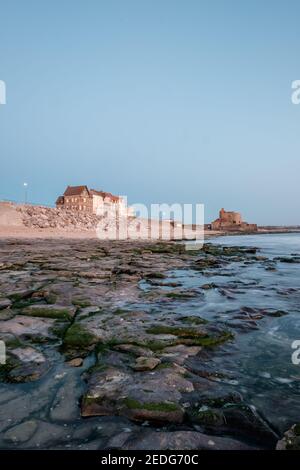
[{"xmin": 1, "ymin": 0, "xmax": 300, "ymax": 224}]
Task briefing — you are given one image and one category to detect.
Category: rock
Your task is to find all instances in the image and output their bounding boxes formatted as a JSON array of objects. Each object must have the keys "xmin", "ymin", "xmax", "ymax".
[
  {"xmin": 0, "ymin": 308, "xmax": 15, "ymax": 320},
  {"xmin": 81, "ymin": 367, "xmax": 132, "ymax": 417},
  {"xmin": 160, "ymin": 344, "xmax": 202, "ymax": 365},
  {"xmin": 164, "ymin": 289, "xmax": 199, "ymax": 299},
  {"xmin": 274, "ymin": 256, "xmax": 300, "ymax": 264},
  {"xmin": 113, "ymin": 343, "xmax": 154, "ymax": 357},
  {"xmin": 76, "ymin": 306, "xmax": 100, "ymax": 319},
  {"xmin": 276, "ymin": 424, "xmax": 300, "ymax": 450},
  {"xmin": 3, "ymin": 345, "xmax": 49, "ymax": 383},
  {"xmin": 0, "ymin": 389, "xmax": 24, "ymax": 406},
  {"xmin": 0, "ymin": 315, "xmax": 56, "ymax": 341},
  {"xmin": 62, "ymin": 322, "xmax": 98, "ymax": 356},
  {"xmin": 263, "ymin": 309, "xmax": 288, "ymax": 318},
  {"xmin": 23, "ymin": 304, "xmax": 76, "ymax": 320},
  {"xmin": 11, "ymin": 346, "xmax": 46, "ymax": 364},
  {"xmin": 67, "ymin": 357, "xmax": 83, "ymax": 367},
  {"xmin": 82, "ymin": 364, "xmax": 193, "ymax": 424},
  {"xmin": 23, "ymin": 421, "xmax": 71, "ymax": 448},
  {"xmin": 188, "ymin": 406, "xmax": 225, "ymax": 426},
  {"xmin": 7, "ymin": 289, "xmax": 35, "ymax": 301},
  {"xmin": 107, "ymin": 430, "xmax": 259, "ymax": 450},
  {"xmin": 50, "ymin": 375, "xmax": 81, "ymax": 422},
  {"xmin": 7, "ymin": 361, "xmax": 50, "ymax": 383},
  {"xmin": 0, "ymin": 298, "xmax": 12, "ymax": 310},
  {"xmin": 72, "ymin": 416, "xmax": 137, "ymax": 442},
  {"xmin": 133, "ymin": 356, "xmax": 161, "ymax": 371},
  {"xmin": 221, "ymin": 404, "xmax": 279, "ymax": 447},
  {"xmin": 71, "ymin": 438, "xmax": 105, "ymax": 450},
  {"xmin": 106, "ymin": 431, "xmax": 135, "ymax": 448},
  {"xmin": 4, "ymin": 420, "xmax": 38, "ymax": 443},
  {"xmin": 201, "ymin": 283, "xmax": 217, "ymax": 290},
  {"xmin": 0, "ymin": 393, "xmax": 41, "ymax": 433},
  {"xmin": 122, "ymin": 399, "xmax": 185, "ymax": 424}
]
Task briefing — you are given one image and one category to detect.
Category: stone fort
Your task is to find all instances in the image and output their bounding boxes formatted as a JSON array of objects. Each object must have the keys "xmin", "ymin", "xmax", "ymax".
[{"xmin": 211, "ymin": 208, "xmax": 257, "ymax": 232}]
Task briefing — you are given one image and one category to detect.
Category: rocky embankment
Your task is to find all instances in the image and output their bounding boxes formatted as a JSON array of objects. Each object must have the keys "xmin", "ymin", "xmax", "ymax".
[
  {"xmin": 18, "ymin": 205, "xmax": 107, "ymax": 231},
  {"xmin": 0, "ymin": 240, "xmax": 298, "ymax": 449},
  {"xmin": 0, "ymin": 201, "xmax": 141, "ymax": 234}
]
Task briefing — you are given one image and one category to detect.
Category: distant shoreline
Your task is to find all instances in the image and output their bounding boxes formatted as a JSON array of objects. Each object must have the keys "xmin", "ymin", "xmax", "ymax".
[
  {"xmin": 0, "ymin": 200, "xmax": 299, "ymax": 240},
  {"xmin": 0, "ymin": 226, "xmax": 299, "ymax": 241},
  {"xmin": 205, "ymin": 228, "xmax": 300, "ymax": 240}
]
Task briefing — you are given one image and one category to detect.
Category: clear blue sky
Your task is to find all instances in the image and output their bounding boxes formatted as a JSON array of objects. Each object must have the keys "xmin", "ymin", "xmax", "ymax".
[{"xmin": 1, "ymin": 0, "xmax": 300, "ymax": 224}]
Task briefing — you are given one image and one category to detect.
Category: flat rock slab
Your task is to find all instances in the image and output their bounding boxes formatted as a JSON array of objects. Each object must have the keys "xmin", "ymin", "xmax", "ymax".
[
  {"xmin": 107, "ymin": 430, "xmax": 259, "ymax": 450},
  {"xmin": 23, "ymin": 304, "xmax": 76, "ymax": 320},
  {"xmin": 50, "ymin": 374, "xmax": 82, "ymax": 422},
  {"xmin": 3, "ymin": 420, "xmax": 38, "ymax": 444},
  {"xmin": 11, "ymin": 346, "xmax": 46, "ymax": 364},
  {"xmin": 82, "ymin": 365, "xmax": 194, "ymax": 424},
  {"xmin": 0, "ymin": 315, "xmax": 56, "ymax": 339}
]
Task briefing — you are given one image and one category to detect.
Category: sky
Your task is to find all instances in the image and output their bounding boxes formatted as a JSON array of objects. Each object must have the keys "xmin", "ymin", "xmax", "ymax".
[{"xmin": 0, "ymin": 0, "xmax": 300, "ymax": 225}]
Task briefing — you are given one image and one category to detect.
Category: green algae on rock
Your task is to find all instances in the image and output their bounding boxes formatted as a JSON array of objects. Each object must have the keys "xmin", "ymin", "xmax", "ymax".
[
  {"xmin": 63, "ymin": 323, "xmax": 97, "ymax": 353},
  {"xmin": 23, "ymin": 304, "xmax": 75, "ymax": 321}
]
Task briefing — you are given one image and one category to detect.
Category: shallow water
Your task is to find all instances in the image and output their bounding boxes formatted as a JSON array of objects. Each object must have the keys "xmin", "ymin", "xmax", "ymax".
[
  {"xmin": 125, "ymin": 234, "xmax": 300, "ymax": 435},
  {"xmin": 184, "ymin": 233, "xmax": 300, "ymax": 432}
]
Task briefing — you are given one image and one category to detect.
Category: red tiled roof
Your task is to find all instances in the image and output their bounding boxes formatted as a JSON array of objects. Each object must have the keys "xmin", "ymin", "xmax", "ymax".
[
  {"xmin": 90, "ymin": 189, "xmax": 120, "ymax": 201},
  {"xmin": 60, "ymin": 186, "xmax": 120, "ymax": 202},
  {"xmin": 63, "ymin": 186, "xmax": 90, "ymax": 196}
]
